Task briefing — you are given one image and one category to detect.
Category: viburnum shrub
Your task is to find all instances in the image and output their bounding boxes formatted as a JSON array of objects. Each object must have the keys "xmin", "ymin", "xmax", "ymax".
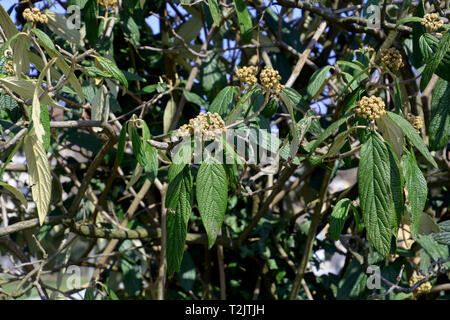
[{"xmin": 0, "ymin": 0, "xmax": 449, "ymax": 301}]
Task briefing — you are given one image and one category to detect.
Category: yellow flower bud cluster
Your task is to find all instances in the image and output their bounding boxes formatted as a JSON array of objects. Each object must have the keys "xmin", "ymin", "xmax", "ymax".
[
  {"xmin": 381, "ymin": 48, "xmax": 404, "ymax": 70},
  {"xmin": 23, "ymin": 8, "xmax": 48, "ymax": 24},
  {"xmin": 177, "ymin": 112, "xmax": 226, "ymax": 140},
  {"xmin": 409, "ymin": 273, "xmax": 432, "ymax": 296},
  {"xmin": 4, "ymin": 60, "xmax": 14, "ymax": 75},
  {"xmin": 406, "ymin": 113, "xmax": 423, "ymax": 133},
  {"xmin": 421, "ymin": 13, "xmax": 444, "ymax": 33},
  {"xmin": 235, "ymin": 66, "xmax": 258, "ymax": 86},
  {"xmin": 259, "ymin": 67, "xmax": 285, "ymax": 92},
  {"xmin": 98, "ymin": 0, "xmax": 118, "ymax": 9},
  {"xmin": 355, "ymin": 96, "xmax": 386, "ymax": 120}
]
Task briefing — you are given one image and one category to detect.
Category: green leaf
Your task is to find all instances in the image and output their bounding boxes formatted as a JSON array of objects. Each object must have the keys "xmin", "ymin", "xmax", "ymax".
[
  {"xmin": 429, "ymin": 78, "xmax": 450, "ymax": 150},
  {"xmin": 45, "ymin": 9, "xmax": 84, "ymax": 48},
  {"xmin": 411, "ymin": 1, "xmax": 426, "ymax": 68},
  {"xmin": 30, "ymin": 28, "xmax": 56, "ymax": 52},
  {"xmin": 393, "ymin": 77, "xmax": 404, "ymax": 113},
  {"xmin": 0, "ymin": 182, "xmax": 28, "ymax": 208},
  {"xmin": 280, "ymin": 87, "xmax": 309, "ymax": 113},
  {"xmin": 417, "ymin": 234, "xmax": 450, "ymax": 266},
  {"xmin": 24, "ymin": 132, "xmax": 51, "ymax": 226},
  {"xmin": 0, "ymin": 33, "xmax": 21, "ymax": 58},
  {"xmin": 209, "ymin": 86, "xmax": 237, "ymax": 118},
  {"xmin": 432, "ymin": 232, "xmax": 450, "ymax": 245},
  {"xmin": 84, "ymin": 0, "xmax": 99, "ymax": 46},
  {"xmin": 0, "ymin": 134, "xmax": 23, "ymax": 179},
  {"xmin": 395, "ymin": 17, "xmax": 423, "ymax": 27},
  {"xmin": 329, "ymin": 198, "xmax": 351, "ymax": 241},
  {"xmin": 163, "ymin": 96, "xmax": 176, "ymax": 134},
  {"xmin": 420, "ymin": 31, "xmax": 450, "ymax": 91},
  {"xmin": 40, "ymin": 104, "xmax": 51, "ymax": 152},
  {"xmin": 207, "ymin": 0, "xmax": 221, "ymax": 26},
  {"xmin": 439, "ymin": 220, "xmax": 450, "ymax": 232},
  {"xmin": 0, "ymin": 4, "xmax": 19, "ymax": 38},
  {"xmin": 201, "ymin": 53, "xmax": 226, "ymax": 100},
  {"xmin": 278, "ymin": 91, "xmax": 301, "ymax": 159},
  {"xmin": 84, "ymin": 287, "xmax": 95, "ymax": 300},
  {"xmin": 196, "ymin": 157, "xmax": 228, "ymax": 248},
  {"xmin": 234, "ymin": 0, "xmax": 253, "ymax": 43},
  {"xmin": 342, "ymin": 85, "xmax": 365, "ymax": 114},
  {"xmin": 166, "ymin": 163, "xmax": 193, "ymax": 275},
  {"xmin": 178, "ymin": 251, "xmax": 196, "ymax": 291},
  {"xmin": 12, "ymin": 33, "xmax": 30, "ymax": 76},
  {"xmin": 306, "ymin": 66, "xmax": 332, "ymax": 99},
  {"xmin": 387, "ymin": 111, "xmax": 438, "ymax": 168},
  {"xmin": 119, "ymin": 12, "xmax": 140, "ymax": 47},
  {"xmin": 96, "ymin": 56, "xmax": 128, "ymax": 89},
  {"xmin": 386, "ymin": 143, "xmax": 404, "ymax": 235},
  {"xmin": 120, "ymin": 257, "xmax": 141, "ymax": 296},
  {"xmin": 358, "ymin": 132, "xmax": 396, "ymax": 256},
  {"xmin": 419, "ymin": 33, "xmax": 435, "ymax": 60},
  {"xmin": 183, "ymin": 90, "xmax": 208, "ymax": 110},
  {"xmin": 419, "ymin": 33, "xmax": 450, "ymax": 82},
  {"xmin": 376, "ymin": 113, "xmax": 404, "ymax": 160},
  {"xmin": 402, "ymin": 150, "xmax": 427, "ymax": 239},
  {"xmin": 32, "ymin": 28, "xmax": 85, "ymax": 102},
  {"xmin": 131, "ymin": 123, "xmax": 158, "ymax": 182}
]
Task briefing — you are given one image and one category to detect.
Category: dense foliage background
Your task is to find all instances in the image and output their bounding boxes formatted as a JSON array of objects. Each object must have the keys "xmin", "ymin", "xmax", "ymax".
[{"xmin": 0, "ymin": 0, "xmax": 449, "ymax": 300}]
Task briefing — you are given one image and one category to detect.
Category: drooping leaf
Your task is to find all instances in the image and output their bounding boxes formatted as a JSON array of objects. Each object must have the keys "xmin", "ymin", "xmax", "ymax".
[
  {"xmin": 45, "ymin": 9, "xmax": 84, "ymax": 48},
  {"xmin": 207, "ymin": 0, "xmax": 221, "ymax": 26},
  {"xmin": 196, "ymin": 157, "xmax": 228, "ymax": 248},
  {"xmin": 130, "ymin": 123, "xmax": 158, "ymax": 182},
  {"xmin": 12, "ymin": 33, "xmax": 30, "ymax": 76},
  {"xmin": 84, "ymin": 0, "xmax": 99, "ymax": 46},
  {"xmin": 40, "ymin": 104, "xmax": 51, "ymax": 151},
  {"xmin": 0, "ymin": 134, "xmax": 23, "ymax": 179},
  {"xmin": 278, "ymin": 91, "xmax": 301, "ymax": 159},
  {"xmin": 96, "ymin": 56, "xmax": 128, "ymax": 89},
  {"xmin": 429, "ymin": 78, "xmax": 450, "ymax": 150},
  {"xmin": 209, "ymin": 86, "xmax": 237, "ymax": 118},
  {"xmin": 402, "ymin": 150, "xmax": 427, "ymax": 239},
  {"xmin": 163, "ymin": 96, "xmax": 177, "ymax": 134},
  {"xmin": 24, "ymin": 132, "xmax": 52, "ymax": 226},
  {"xmin": 377, "ymin": 113, "xmax": 404, "ymax": 160},
  {"xmin": 0, "ymin": 182, "xmax": 28, "ymax": 209},
  {"xmin": 31, "ymin": 84, "xmax": 46, "ymax": 144},
  {"xmin": 166, "ymin": 163, "xmax": 193, "ymax": 275},
  {"xmin": 177, "ymin": 251, "xmax": 196, "ymax": 291},
  {"xmin": 411, "ymin": 1, "xmax": 426, "ymax": 68},
  {"xmin": 306, "ymin": 66, "xmax": 333, "ymax": 99},
  {"xmin": 329, "ymin": 198, "xmax": 351, "ymax": 241},
  {"xmin": 387, "ymin": 111, "xmax": 438, "ymax": 168},
  {"xmin": 201, "ymin": 53, "xmax": 227, "ymax": 100},
  {"xmin": 0, "ymin": 4, "xmax": 19, "ymax": 38},
  {"xmin": 183, "ymin": 90, "xmax": 208, "ymax": 110},
  {"xmin": 31, "ymin": 28, "xmax": 85, "ymax": 102},
  {"xmin": 420, "ymin": 31, "xmax": 450, "ymax": 91},
  {"xmin": 119, "ymin": 12, "xmax": 140, "ymax": 47},
  {"xmin": 234, "ymin": 0, "xmax": 253, "ymax": 43},
  {"xmin": 358, "ymin": 131, "xmax": 396, "ymax": 256},
  {"xmin": 386, "ymin": 143, "xmax": 404, "ymax": 236}
]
